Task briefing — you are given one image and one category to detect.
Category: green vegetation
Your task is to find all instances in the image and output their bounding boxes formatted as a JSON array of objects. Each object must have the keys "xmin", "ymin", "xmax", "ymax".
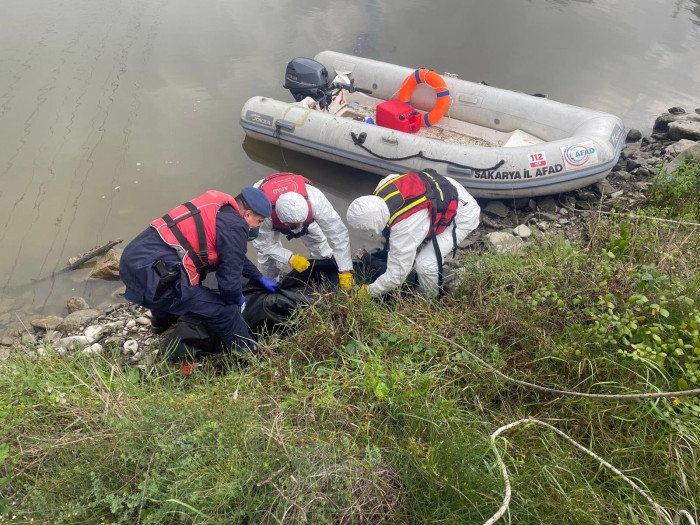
[
  {"xmin": 649, "ymin": 158, "xmax": 700, "ymax": 221},
  {"xmin": 1, "ymin": 160, "xmax": 699, "ymax": 524}
]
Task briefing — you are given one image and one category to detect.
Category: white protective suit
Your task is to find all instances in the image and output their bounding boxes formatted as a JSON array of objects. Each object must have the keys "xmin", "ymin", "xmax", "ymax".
[
  {"xmin": 347, "ymin": 175, "xmax": 480, "ymax": 297},
  {"xmin": 253, "ymin": 179, "xmax": 353, "ymax": 280}
]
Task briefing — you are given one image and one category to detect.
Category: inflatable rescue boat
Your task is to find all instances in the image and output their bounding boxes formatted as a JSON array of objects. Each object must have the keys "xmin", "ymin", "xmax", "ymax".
[{"xmin": 240, "ymin": 51, "xmax": 625, "ymax": 199}]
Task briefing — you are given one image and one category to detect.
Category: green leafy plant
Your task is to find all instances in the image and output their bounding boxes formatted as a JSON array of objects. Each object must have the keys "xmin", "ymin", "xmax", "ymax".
[{"xmin": 650, "ymin": 158, "xmax": 700, "ymax": 220}]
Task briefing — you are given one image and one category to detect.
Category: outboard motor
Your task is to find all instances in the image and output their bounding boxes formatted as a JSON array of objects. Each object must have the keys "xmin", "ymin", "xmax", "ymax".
[{"xmin": 283, "ymin": 57, "xmax": 334, "ymax": 109}]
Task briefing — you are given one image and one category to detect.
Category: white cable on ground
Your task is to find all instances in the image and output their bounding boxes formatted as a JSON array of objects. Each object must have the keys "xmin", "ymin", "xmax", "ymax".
[
  {"xmin": 400, "ymin": 315, "xmax": 700, "ymax": 400},
  {"xmin": 484, "ymin": 418, "xmax": 697, "ymax": 525}
]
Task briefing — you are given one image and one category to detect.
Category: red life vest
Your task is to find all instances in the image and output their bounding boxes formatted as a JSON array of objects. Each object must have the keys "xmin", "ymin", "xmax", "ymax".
[
  {"xmin": 259, "ymin": 173, "xmax": 314, "ymax": 237},
  {"xmin": 374, "ymin": 169, "xmax": 459, "ymax": 237},
  {"xmin": 150, "ymin": 190, "xmax": 240, "ymax": 286}
]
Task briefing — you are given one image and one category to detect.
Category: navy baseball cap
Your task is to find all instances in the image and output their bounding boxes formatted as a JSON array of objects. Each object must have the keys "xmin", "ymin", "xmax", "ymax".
[{"xmin": 241, "ymin": 186, "xmax": 272, "ymax": 217}]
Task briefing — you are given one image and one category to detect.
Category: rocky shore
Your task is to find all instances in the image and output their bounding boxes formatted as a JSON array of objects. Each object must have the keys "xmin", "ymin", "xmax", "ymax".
[{"xmin": 1, "ymin": 108, "xmax": 698, "ymax": 366}]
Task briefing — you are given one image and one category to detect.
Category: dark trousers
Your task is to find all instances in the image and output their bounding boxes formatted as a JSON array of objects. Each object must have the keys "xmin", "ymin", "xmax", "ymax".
[{"xmin": 147, "ymin": 283, "xmax": 253, "ymax": 352}]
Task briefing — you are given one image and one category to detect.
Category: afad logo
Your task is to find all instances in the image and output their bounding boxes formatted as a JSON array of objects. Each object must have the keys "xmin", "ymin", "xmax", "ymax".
[{"xmin": 562, "ymin": 142, "xmax": 596, "ymax": 167}]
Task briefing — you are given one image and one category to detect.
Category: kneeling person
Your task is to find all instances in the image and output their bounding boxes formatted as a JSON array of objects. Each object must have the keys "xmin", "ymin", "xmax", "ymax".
[
  {"xmin": 346, "ymin": 169, "xmax": 480, "ymax": 298},
  {"xmin": 119, "ymin": 188, "xmax": 277, "ymax": 353},
  {"xmin": 254, "ymin": 172, "xmax": 354, "ymax": 291}
]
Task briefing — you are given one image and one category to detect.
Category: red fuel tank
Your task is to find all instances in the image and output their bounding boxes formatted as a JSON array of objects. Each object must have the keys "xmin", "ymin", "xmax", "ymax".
[{"xmin": 375, "ymin": 99, "xmax": 421, "ymax": 133}]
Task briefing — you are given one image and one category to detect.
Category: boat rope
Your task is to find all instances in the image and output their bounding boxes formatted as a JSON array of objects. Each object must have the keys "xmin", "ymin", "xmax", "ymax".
[
  {"xmin": 485, "ymin": 418, "xmax": 697, "ymax": 525},
  {"xmin": 350, "ymin": 131, "xmax": 506, "ymax": 172},
  {"xmin": 571, "ymin": 207, "xmax": 700, "ymax": 228},
  {"xmin": 400, "ymin": 315, "xmax": 700, "ymax": 400}
]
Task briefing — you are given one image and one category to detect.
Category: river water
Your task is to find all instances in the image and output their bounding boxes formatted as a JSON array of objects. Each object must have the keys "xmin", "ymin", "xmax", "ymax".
[{"xmin": 1, "ymin": 0, "xmax": 699, "ymax": 324}]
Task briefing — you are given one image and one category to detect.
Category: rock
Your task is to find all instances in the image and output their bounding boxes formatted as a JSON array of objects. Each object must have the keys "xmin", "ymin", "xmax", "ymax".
[
  {"xmin": 533, "ymin": 212, "xmax": 559, "ymax": 222},
  {"xmin": 536, "ymin": 222, "xmax": 547, "ymax": 232},
  {"xmin": 626, "ymin": 129, "xmax": 642, "ymax": 142},
  {"xmin": 135, "ymin": 316, "xmax": 150, "ymax": 326},
  {"xmin": 112, "ymin": 286, "xmax": 126, "ymax": 299},
  {"xmin": 0, "ymin": 336, "xmax": 15, "ymax": 346},
  {"xmin": 126, "ymin": 319, "xmax": 137, "ymax": 329},
  {"xmin": 626, "ymin": 158, "xmax": 642, "ymax": 171},
  {"xmin": 558, "ymin": 207, "xmax": 569, "ymax": 216},
  {"xmin": 559, "ymin": 195, "xmax": 576, "ymax": 209},
  {"xmin": 612, "ymin": 170, "xmax": 633, "ymax": 181},
  {"xmin": 83, "ymin": 343, "xmax": 104, "ymax": 355},
  {"xmin": 30, "ymin": 316, "xmax": 63, "ymax": 331},
  {"xmin": 575, "ymin": 189, "xmax": 598, "ymax": 201},
  {"xmin": 512, "ymin": 198, "xmax": 530, "ymax": 210},
  {"xmin": 668, "ymin": 121, "xmax": 700, "ymax": 141},
  {"xmin": 482, "ymin": 201, "xmax": 511, "ymax": 218},
  {"xmin": 481, "ymin": 216, "xmax": 503, "ymax": 229},
  {"xmin": 513, "ymin": 224, "xmax": 532, "ymax": 238},
  {"xmin": 662, "ymin": 144, "xmax": 700, "ymax": 174},
  {"xmin": 67, "ymin": 297, "xmax": 90, "ymax": 314},
  {"xmin": 56, "ymin": 309, "xmax": 100, "ymax": 334},
  {"xmin": 123, "ymin": 339, "xmax": 139, "ymax": 354},
  {"xmin": 89, "ymin": 249, "xmax": 122, "ymax": 280},
  {"xmin": 652, "ymin": 113, "xmax": 695, "ymax": 134},
  {"xmin": 635, "ymin": 167, "xmax": 652, "ymax": 178},
  {"xmin": 668, "ymin": 107, "xmax": 686, "ymax": 115},
  {"xmin": 44, "ymin": 331, "xmax": 61, "ymax": 343},
  {"xmin": 0, "ymin": 346, "xmax": 11, "ymax": 361},
  {"xmin": 485, "ymin": 232, "xmax": 524, "ymax": 255},
  {"xmin": 610, "ymin": 190, "xmax": 624, "ymax": 199},
  {"xmin": 104, "ymin": 336, "xmax": 125, "ymax": 348},
  {"xmin": 536, "ymin": 196, "xmax": 558, "ymax": 214},
  {"xmin": 621, "ymin": 142, "xmax": 641, "ymax": 159},
  {"xmin": 457, "ymin": 238, "xmax": 475, "ymax": 249},
  {"xmin": 84, "ymin": 325, "xmax": 105, "ymax": 340},
  {"xmin": 575, "ymin": 200, "xmax": 593, "ymax": 210},
  {"xmin": 55, "ymin": 336, "xmax": 93, "ymax": 351},
  {"xmin": 594, "ymin": 180, "xmax": 615, "ymax": 196},
  {"xmin": 667, "ymin": 139, "xmax": 699, "ymax": 156}
]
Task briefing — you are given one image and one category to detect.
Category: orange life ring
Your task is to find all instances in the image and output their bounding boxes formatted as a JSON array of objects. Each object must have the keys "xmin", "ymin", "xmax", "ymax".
[{"xmin": 398, "ymin": 69, "xmax": 450, "ymax": 127}]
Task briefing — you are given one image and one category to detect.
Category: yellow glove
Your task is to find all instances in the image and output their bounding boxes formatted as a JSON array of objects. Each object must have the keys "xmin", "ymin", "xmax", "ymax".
[
  {"xmin": 338, "ymin": 272, "xmax": 354, "ymax": 292},
  {"xmin": 354, "ymin": 284, "xmax": 369, "ymax": 299},
  {"xmin": 289, "ymin": 254, "xmax": 310, "ymax": 272}
]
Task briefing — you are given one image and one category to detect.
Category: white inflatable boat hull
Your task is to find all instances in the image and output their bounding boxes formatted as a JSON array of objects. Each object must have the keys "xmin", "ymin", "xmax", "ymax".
[{"xmin": 240, "ymin": 51, "xmax": 625, "ymax": 199}]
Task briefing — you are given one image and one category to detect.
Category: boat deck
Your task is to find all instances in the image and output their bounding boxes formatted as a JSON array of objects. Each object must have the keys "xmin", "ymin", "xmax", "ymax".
[{"xmin": 333, "ymin": 100, "xmax": 544, "ymax": 149}]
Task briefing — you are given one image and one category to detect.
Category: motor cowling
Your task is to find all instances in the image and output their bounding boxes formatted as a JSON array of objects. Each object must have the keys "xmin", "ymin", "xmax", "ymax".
[{"xmin": 283, "ymin": 57, "xmax": 334, "ymax": 109}]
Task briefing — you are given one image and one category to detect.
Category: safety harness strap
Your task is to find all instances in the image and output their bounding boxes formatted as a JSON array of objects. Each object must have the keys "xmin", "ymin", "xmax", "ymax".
[
  {"xmin": 161, "ymin": 203, "xmax": 209, "ymax": 280},
  {"xmin": 283, "ymin": 224, "xmax": 311, "ymax": 240}
]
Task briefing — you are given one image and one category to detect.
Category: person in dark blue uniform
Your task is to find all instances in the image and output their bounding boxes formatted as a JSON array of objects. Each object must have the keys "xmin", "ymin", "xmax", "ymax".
[{"xmin": 119, "ymin": 188, "xmax": 278, "ymax": 353}]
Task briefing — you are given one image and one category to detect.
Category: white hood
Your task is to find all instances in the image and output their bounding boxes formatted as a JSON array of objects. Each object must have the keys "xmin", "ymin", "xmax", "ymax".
[
  {"xmin": 276, "ymin": 192, "xmax": 308, "ymax": 224},
  {"xmin": 346, "ymin": 195, "xmax": 390, "ymax": 235}
]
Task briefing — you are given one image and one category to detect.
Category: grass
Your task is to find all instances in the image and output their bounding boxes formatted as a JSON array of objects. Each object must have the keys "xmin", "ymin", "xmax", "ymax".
[{"xmin": 1, "ymin": 160, "xmax": 699, "ymax": 524}]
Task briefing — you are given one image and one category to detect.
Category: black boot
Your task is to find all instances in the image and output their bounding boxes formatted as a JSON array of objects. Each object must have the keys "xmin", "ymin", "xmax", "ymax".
[{"xmin": 151, "ymin": 313, "xmax": 178, "ymax": 334}]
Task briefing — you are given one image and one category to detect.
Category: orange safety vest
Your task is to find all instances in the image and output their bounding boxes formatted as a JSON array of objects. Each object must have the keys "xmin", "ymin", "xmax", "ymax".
[
  {"xmin": 260, "ymin": 173, "xmax": 314, "ymax": 238},
  {"xmin": 150, "ymin": 190, "xmax": 240, "ymax": 285}
]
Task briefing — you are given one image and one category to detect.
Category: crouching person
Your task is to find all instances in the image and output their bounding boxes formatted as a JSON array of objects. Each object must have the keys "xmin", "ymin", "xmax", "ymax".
[
  {"xmin": 119, "ymin": 188, "xmax": 277, "ymax": 353},
  {"xmin": 346, "ymin": 169, "xmax": 480, "ymax": 298},
  {"xmin": 253, "ymin": 172, "xmax": 354, "ymax": 291}
]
